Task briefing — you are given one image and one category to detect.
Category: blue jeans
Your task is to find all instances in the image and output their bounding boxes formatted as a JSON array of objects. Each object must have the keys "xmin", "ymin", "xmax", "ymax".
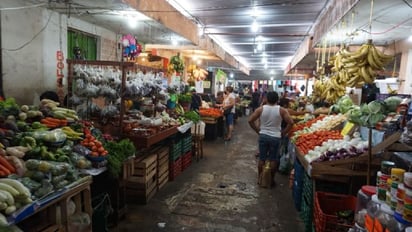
[
  {"xmin": 258, "ymin": 134, "xmax": 281, "ymax": 161},
  {"xmin": 225, "ymin": 113, "xmax": 234, "ymax": 126}
]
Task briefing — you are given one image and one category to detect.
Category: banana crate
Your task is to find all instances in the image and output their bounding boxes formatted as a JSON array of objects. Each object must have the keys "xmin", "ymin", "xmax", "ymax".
[
  {"xmin": 126, "ymin": 153, "xmax": 158, "ymax": 204},
  {"xmin": 157, "ymin": 147, "xmax": 169, "ymax": 191}
]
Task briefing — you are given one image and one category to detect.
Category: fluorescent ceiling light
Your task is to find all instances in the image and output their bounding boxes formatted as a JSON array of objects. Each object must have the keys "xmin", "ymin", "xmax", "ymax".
[
  {"xmin": 257, "ymin": 43, "xmax": 263, "ymax": 51},
  {"xmin": 409, "ymin": 35, "xmax": 412, "ymax": 42},
  {"xmin": 128, "ymin": 15, "xmax": 137, "ymax": 28},
  {"xmin": 261, "ymin": 57, "xmax": 267, "ymax": 63},
  {"xmin": 264, "ymin": 63, "xmax": 268, "ymax": 69},
  {"xmin": 251, "ymin": 20, "xmax": 259, "ymax": 33},
  {"xmin": 251, "ymin": 6, "xmax": 260, "ymax": 18}
]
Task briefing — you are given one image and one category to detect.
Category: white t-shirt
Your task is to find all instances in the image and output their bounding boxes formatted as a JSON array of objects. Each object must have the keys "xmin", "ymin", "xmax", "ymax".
[
  {"xmin": 259, "ymin": 105, "xmax": 282, "ymax": 138},
  {"xmin": 223, "ymin": 93, "xmax": 236, "ymax": 114}
]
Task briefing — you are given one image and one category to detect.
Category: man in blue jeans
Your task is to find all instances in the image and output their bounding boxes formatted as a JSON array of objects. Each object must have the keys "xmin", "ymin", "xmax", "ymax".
[{"xmin": 248, "ymin": 91, "xmax": 294, "ymax": 187}]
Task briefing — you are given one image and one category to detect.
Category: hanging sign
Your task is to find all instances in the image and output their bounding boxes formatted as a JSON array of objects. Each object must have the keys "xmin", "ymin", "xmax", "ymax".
[{"xmin": 56, "ymin": 51, "xmax": 64, "ymax": 88}]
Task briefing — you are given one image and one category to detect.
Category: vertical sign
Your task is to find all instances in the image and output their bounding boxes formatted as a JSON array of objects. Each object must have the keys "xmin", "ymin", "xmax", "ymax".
[{"xmin": 56, "ymin": 51, "xmax": 64, "ymax": 102}]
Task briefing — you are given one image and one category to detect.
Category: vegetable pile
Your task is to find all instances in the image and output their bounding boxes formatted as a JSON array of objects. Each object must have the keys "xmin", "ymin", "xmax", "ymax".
[
  {"xmin": 199, "ymin": 108, "xmax": 223, "ymax": 118},
  {"xmin": 304, "ymin": 133, "xmax": 368, "ymax": 163},
  {"xmin": 295, "ymin": 130, "xmax": 343, "ymax": 155}
]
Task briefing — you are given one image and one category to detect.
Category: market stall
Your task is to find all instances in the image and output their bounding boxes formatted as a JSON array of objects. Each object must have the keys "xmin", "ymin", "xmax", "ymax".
[{"xmin": 289, "ymin": 93, "xmax": 412, "ymax": 231}]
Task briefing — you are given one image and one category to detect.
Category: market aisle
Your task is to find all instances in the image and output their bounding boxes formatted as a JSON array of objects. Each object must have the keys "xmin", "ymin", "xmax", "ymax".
[{"xmin": 112, "ymin": 116, "xmax": 305, "ymax": 232}]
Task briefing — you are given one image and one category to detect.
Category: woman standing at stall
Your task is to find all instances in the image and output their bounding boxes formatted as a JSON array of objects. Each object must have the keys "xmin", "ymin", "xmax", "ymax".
[{"xmin": 217, "ymin": 86, "xmax": 236, "ymax": 141}]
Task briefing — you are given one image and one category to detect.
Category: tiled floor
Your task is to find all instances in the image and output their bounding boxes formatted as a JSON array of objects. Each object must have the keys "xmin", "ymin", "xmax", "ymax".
[{"xmin": 111, "ymin": 116, "xmax": 305, "ymax": 232}]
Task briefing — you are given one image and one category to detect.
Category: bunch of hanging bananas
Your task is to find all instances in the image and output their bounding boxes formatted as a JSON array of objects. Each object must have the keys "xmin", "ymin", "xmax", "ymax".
[
  {"xmin": 329, "ymin": 39, "xmax": 393, "ymax": 88},
  {"xmin": 322, "ymin": 76, "xmax": 346, "ymax": 103},
  {"xmin": 312, "ymin": 79, "xmax": 327, "ymax": 103},
  {"xmin": 187, "ymin": 64, "xmax": 208, "ymax": 82}
]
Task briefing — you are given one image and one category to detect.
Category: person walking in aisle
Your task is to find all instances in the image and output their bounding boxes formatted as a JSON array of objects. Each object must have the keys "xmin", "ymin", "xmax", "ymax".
[
  {"xmin": 217, "ymin": 86, "xmax": 236, "ymax": 141},
  {"xmin": 251, "ymin": 88, "xmax": 260, "ymax": 112},
  {"xmin": 248, "ymin": 91, "xmax": 294, "ymax": 187}
]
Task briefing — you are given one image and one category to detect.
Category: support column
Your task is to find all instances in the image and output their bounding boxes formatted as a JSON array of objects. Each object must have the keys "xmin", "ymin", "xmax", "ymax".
[{"xmin": 399, "ymin": 49, "xmax": 412, "ymax": 94}]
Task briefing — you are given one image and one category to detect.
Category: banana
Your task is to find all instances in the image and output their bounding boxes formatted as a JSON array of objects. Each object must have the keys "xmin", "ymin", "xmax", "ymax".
[
  {"xmin": 373, "ymin": 46, "xmax": 393, "ymax": 62},
  {"xmin": 346, "ymin": 66, "xmax": 359, "ymax": 74},
  {"xmin": 359, "ymin": 66, "xmax": 373, "ymax": 83},
  {"xmin": 368, "ymin": 45, "xmax": 384, "ymax": 69},
  {"xmin": 349, "ymin": 44, "xmax": 370, "ymax": 60},
  {"xmin": 347, "ymin": 73, "xmax": 360, "ymax": 88},
  {"xmin": 344, "ymin": 61, "xmax": 358, "ymax": 69}
]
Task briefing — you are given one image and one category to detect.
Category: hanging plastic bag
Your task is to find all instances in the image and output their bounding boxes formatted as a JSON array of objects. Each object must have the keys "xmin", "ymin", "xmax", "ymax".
[{"xmin": 258, "ymin": 161, "xmax": 272, "ymax": 188}]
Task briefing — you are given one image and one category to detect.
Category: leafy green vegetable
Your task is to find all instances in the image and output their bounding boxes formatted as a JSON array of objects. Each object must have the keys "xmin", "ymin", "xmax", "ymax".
[
  {"xmin": 104, "ymin": 139, "xmax": 136, "ymax": 178},
  {"xmin": 184, "ymin": 110, "xmax": 200, "ymax": 123},
  {"xmin": 332, "ymin": 95, "xmax": 354, "ymax": 114},
  {"xmin": 384, "ymin": 96, "xmax": 402, "ymax": 112},
  {"xmin": 367, "ymin": 101, "xmax": 382, "ymax": 114}
]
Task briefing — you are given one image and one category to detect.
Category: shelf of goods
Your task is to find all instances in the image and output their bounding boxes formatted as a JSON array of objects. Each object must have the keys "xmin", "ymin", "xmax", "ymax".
[
  {"xmin": 66, "ymin": 59, "xmax": 164, "ymax": 140},
  {"xmin": 12, "ymin": 176, "xmax": 92, "ymax": 232}
]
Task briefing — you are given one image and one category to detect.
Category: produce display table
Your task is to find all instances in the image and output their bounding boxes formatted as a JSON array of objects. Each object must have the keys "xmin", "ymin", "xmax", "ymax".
[
  {"xmin": 125, "ymin": 126, "xmax": 178, "ymax": 149},
  {"xmin": 12, "ymin": 176, "xmax": 93, "ymax": 232},
  {"xmin": 202, "ymin": 116, "xmax": 224, "ymax": 140}
]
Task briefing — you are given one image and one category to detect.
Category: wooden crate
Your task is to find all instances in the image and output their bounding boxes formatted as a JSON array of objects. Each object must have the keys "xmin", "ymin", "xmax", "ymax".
[
  {"xmin": 157, "ymin": 147, "xmax": 169, "ymax": 190},
  {"xmin": 121, "ymin": 157, "xmax": 134, "ymax": 184},
  {"xmin": 126, "ymin": 153, "xmax": 158, "ymax": 204},
  {"xmin": 132, "ymin": 153, "xmax": 157, "ymax": 187}
]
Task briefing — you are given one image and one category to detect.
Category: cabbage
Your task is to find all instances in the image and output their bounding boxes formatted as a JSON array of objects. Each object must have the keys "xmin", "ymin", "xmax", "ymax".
[
  {"xmin": 331, "ymin": 95, "xmax": 354, "ymax": 114},
  {"xmin": 384, "ymin": 96, "xmax": 402, "ymax": 112},
  {"xmin": 367, "ymin": 101, "xmax": 382, "ymax": 114}
]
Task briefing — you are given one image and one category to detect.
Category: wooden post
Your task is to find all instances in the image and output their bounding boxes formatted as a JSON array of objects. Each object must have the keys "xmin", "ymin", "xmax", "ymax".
[{"xmin": 367, "ymin": 127, "xmax": 372, "ymax": 185}]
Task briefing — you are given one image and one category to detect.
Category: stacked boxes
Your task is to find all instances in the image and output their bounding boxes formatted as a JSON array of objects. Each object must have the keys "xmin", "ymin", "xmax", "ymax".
[
  {"xmin": 182, "ymin": 151, "xmax": 192, "ymax": 171},
  {"xmin": 181, "ymin": 133, "xmax": 192, "ymax": 154},
  {"xmin": 157, "ymin": 147, "xmax": 169, "ymax": 190},
  {"xmin": 126, "ymin": 153, "xmax": 157, "ymax": 204}
]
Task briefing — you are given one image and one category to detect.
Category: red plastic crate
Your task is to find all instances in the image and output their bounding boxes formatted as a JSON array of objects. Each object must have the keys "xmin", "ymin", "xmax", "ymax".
[
  {"xmin": 314, "ymin": 191, "xmax": 357, "ymax": 232},
  {"xmin": 169, "ymin": 156, "xmax": 182, "ymax": 181},
  {"xmin": 182, "ymin": 151, "xmax": 192, "ymax": 171}
]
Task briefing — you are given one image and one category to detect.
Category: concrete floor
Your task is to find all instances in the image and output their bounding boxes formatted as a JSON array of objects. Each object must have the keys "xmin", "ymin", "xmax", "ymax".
[{"xmin": 112, "ymin": 116, "xmax": 305, "ymax": 232}]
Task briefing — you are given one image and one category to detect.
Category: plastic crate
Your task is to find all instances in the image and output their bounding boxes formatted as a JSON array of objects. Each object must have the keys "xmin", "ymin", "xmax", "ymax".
[
  {"xmin": 169, "ymin": 156, "xmax": 182, "ymax": 181},
  {"xmin": 292, "ymin": 160, "xmax": 304, "ymax": 211},
  {"xmin": 300, "ymin": 192, "xmax": 313, "ymax": 232},
  {"xmin": 181, "ymin": 151, "xmax": 192, "ymax": 170},
  {"xmin": 169, "ymin": 141, "xmax": 182, "ymax": 161},
  {"xmin": 314, "ymin": 191, "xmax": 357, "ymax": 232}
]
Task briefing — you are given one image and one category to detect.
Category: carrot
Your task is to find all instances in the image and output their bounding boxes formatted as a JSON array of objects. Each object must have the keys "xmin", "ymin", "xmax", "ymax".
[
  {"xmin": 43, "ymin": 117, "xmax": 62, "ymax": 124},
  {"xmin": 0, "ymin": 170, "xmax": 6, "ymax": 177},
  {"xmin": 0, "ymin": 164, "xmax": 11, "ymax": 176},
  {"xmin": 0, "ymin": 156, "xmax": 15, "ymax": 173}
]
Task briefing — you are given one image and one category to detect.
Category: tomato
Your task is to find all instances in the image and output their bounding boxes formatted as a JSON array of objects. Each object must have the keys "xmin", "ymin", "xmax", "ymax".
[
  {"xmin": 91, "ymin": 151, "xmax": 99, "ymax": 157},
  {"xmin": 97, "ymin": 147, "xmax": 105, "ymax": 153},
  {"xmin": 95, "ymin": 141, "xmax": 102, "ymax": 147},
  {"xmin": 89, "ymin": 142, "xmax": 95, "ymax": 147},
  {"xmin": 91, "ymin": 146, "xmax": 98, "ymax": 151}
]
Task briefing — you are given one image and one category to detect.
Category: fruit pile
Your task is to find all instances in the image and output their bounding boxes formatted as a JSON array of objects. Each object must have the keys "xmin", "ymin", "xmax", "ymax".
[{"xmin": 81, "ymin": 128, "xmax": 108, "ymax": 157}]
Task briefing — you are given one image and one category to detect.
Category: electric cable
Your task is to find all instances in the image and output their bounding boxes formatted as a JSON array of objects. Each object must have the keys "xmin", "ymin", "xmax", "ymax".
[
  {"xmin": 0, "ymin": 3, "xmax": 47, "ymax": 11},
  {"xmin": 2, "ymin": 11, "xmax": 54, "ymax": 52},
  {"xmin": 402, "ymin": 0, "xmax": 412, "ymax": 8}
]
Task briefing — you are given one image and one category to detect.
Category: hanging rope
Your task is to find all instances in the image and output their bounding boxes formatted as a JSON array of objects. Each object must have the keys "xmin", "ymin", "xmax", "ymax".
[{"xmin": 368, "ymin": 0, "xmax": 374, "ymax": 40}]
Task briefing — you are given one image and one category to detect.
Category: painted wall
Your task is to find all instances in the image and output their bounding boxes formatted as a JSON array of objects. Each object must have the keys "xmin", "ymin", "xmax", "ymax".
[{"xmin": 1, "ymin": 2, "xmax": 118, "ymax": 105}]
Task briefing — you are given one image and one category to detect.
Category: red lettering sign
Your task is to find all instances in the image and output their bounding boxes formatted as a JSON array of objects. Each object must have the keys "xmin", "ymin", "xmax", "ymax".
[{"xmin": 56, "ymin": 51, "xmax": 64, "ymax": 85}]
